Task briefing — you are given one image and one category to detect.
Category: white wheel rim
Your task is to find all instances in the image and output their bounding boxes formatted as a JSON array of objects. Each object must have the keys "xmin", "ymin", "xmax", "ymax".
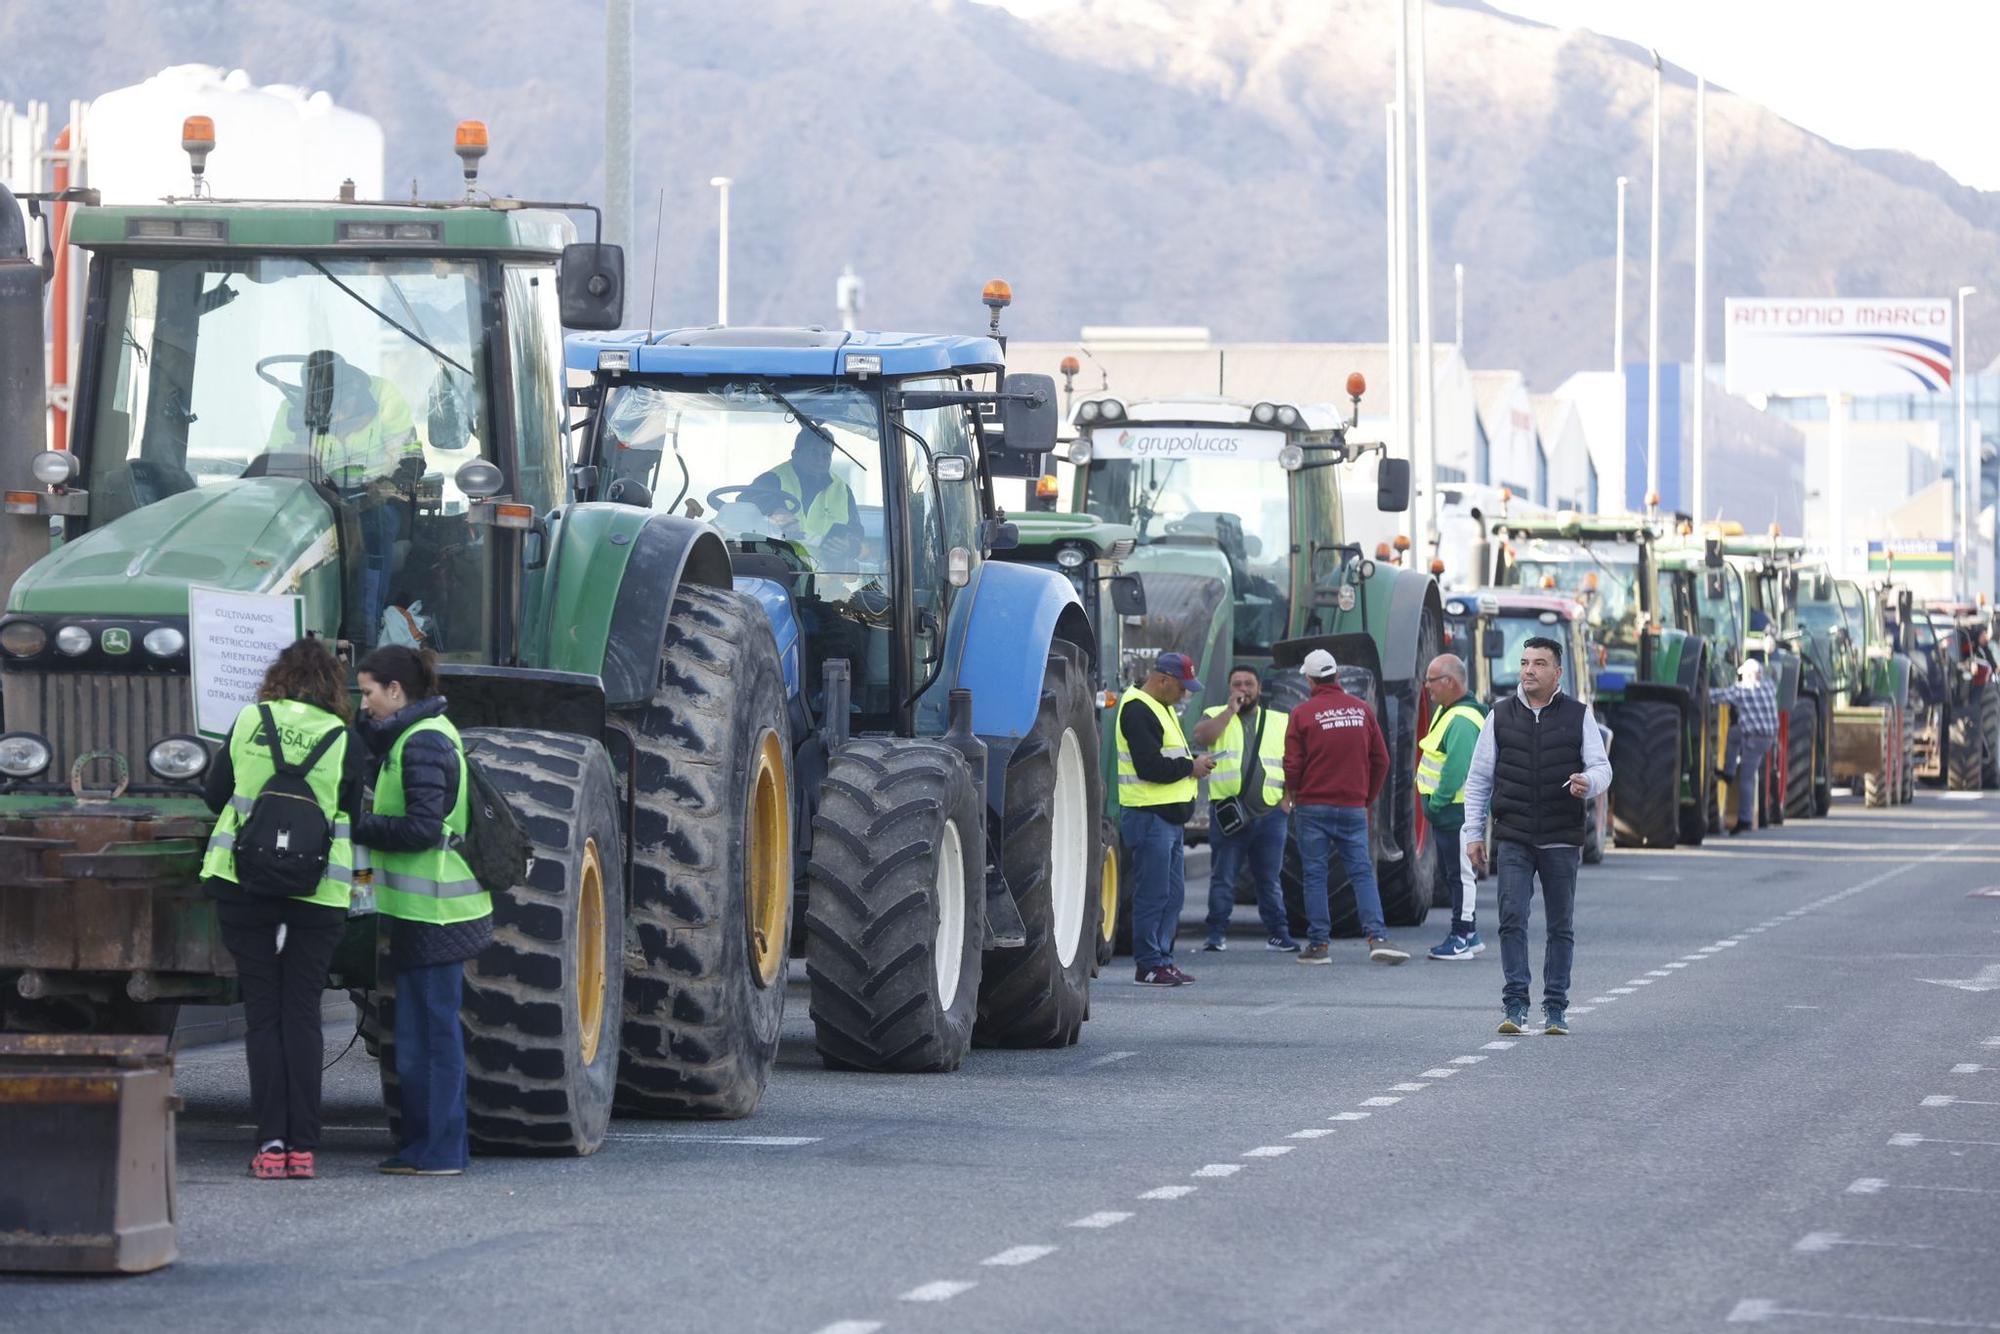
[
  {"xmin": 1050, "ymin": 728, "xmax": 1089, "ymax": 969},
  {"xmin": 936, "ymin": 818, "xmax": 966, "ymax": 1010}
]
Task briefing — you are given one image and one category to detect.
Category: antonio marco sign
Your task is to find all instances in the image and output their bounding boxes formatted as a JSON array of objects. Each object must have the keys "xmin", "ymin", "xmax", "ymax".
[
  {"xmin": 1725, "ymin": 298, "xmax": 1953, "ymax": 396},
  {"xmin": 1086, "ymin": 425, "xmax": 1289, "ymax": 462}
]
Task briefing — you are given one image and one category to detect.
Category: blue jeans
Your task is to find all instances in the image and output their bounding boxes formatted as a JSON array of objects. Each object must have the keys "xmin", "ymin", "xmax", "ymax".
[
  {"xmin": 1122, "ymin": 808, "xmax": 1187, "ymax": 970},
  {"xmin": 393, "ymin": 959, "xmax": 471, "ymax": 1171},
  {"xmin": 1205, "ymin": 808, "xmax": 1291, "ymax": 943},
  {"xmin": 1495, "ymin": 840, "xmax": 1578, "ymax": 1013},
  {"xmin": 1294, "ymin": 805, "xmax": 1385, "ymax": 945},
  {"xmin": 1735, "ymin": 733, "xmax": 1774, "ymax": 824}
]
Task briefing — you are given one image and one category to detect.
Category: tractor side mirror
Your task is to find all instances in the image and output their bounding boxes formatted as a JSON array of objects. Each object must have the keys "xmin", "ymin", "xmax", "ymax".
[
  {"xmin": 1109, "ymin": 574, "xmax": 1148, "ymax": 617},
  {"xmin": 1480, "ymin": 627, "xmax": 1506, "ymax": 660},
  {"xmin": 559, "ymin": 242, "xmax": 625, "ymax": 330},
  {"xmin": 1703, "ymin": 536, "xmax": 1723, "ymax": 569},
  {"xmin": 1376, "ymin": 457, "xmax": 1412, "ymax": 512},
  {"xmin": 1000, "ymin": 373, "xmax": 1058, "ymax": 454},
  {"xmin": 1705, "ymin": 570, "xmax": 1725, "ymax": 600}
]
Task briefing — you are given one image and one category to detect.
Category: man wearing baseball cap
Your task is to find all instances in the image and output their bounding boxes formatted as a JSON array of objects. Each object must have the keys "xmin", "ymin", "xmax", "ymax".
[
  {"xmin": 1283, "ymin": 649, "xmax": 1405, "ymax": 966},
  {"xmin": 1116, "ymin": 652, "xmax": 1218, "ymax": 986},
  {"xmin": 1713, "ymin": 656, "xmax": 1780, "ymax": 835}
]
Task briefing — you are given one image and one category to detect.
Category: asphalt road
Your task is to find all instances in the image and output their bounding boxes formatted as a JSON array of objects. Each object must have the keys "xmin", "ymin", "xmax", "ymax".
[{"xmin": 9, "ymin": 793, "xmax": 2000, "ymax": 1333}]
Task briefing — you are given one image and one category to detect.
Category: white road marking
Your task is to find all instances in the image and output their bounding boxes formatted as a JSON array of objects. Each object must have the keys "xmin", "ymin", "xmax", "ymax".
[
  {"xmin": 1083, "ymin": 1050, "xmax": 1138, "ymax": 1069},
  {"xmin": 1327, "ymin": 1112, "xmax": 1372, "ymax": 1121},
  {"xmin": 1954, "ymin": 1064, "xmax": 1989, "ymax": 1074},
  {"xmin": 1420, "ymin": 1068, "xmax": 1459, "ymax": 1078},
  {"xmin": 1567, "ymin": 1006, "xmax": 1596, "ymax": 1014},
  {"xmin": 606, "ymin": 1133, "xmax": 820, "ymax": 1146},
  {"xmin": 1249, "ymin": 999, "xmax": 1303, "ymax": 1017},
  {"xmin": 1483, "ymin": 1040, "xmax": 1516, "ymax": 1050},
  {"xmin": 1139, "ymin": 1185, "xmax": 1197, "ymax": 1200},
  {"xmin": 1243, "ymin": 1145, "xmax": 1293, "ymax": 1158},
  {"xmin": 1728, "ymin": 1298, "xmax": 2000, "ymax": 1328},
  {"xmin": 1889, "ymin": 1133, "xmax": 2000, "ymax": 1148},
  {"xmin": 1360, "ymin": 1096, "xmax": 1402, "ymax": 1107},
  {"xmin": 900, "ymin": 1280, "xmax": 977, "ymax": 1303},
  {"xmin": 1746, "ymin": 926, "xmax": 1767, "ymax": 934},
  {"xmin": 1389, "ymin": 1082, "xmax": 1429, "ymax": 1092},
  {"xmin": 1190, "ymin": 1165, "xmax": 1240, "ymax": 1179},
  {"xmin": 1451, "ymin": 1054, "xmax": 1488, "ymax": 1065},
  {"xmin": 1682, "ymin": 954, "xmax": 1710, "ymax": 961},
  {"xmin": 1983, "ymin": 1037, "xmax": 2000, "ymax": 1047},
  {"xmin": 1070, "ymin": 1210, "xmax": 1136, "ymax": 1227},
  {"xmin": 1665, "ymin": 962, "xmax": 1690, "ymax": 969},
  {"xmin": 1918, "ymin": 963, "xmax": 2000, "ymax": 993},
  {"xmin": 1697, "ymin": 947, "xmax": 1723, "ymax": 955},
  {"xmin": 1715, "ymin": 940, "xmax": 1741, "ymax": 948},
  {"xmin": 1288, "ymin": 1129, "xmax": 1337, "ymax": 1139},
  {"xmin": 814, "ymin": 1322, "xmax": 884, "ymax": 1334},
  {"xmin": 1796, "ymin": 1230, "xmax": 1995, "ymax": 1257},
  {"xmin": 1607, "ymin": 987, "xmax": 1637, "ymax": 995},
  {"xmin": 1850, "ymin": 1178, "xmax": 2000, "ymax": 1197},
  {"xmin": 1924, "ymin": 1094, "xmax": 2000, "ymax": 1107},
  {"xmin": 1646, "ymin": 970, "xmax": 1674, "ymax": 977},
  {"xmin": 1641, "ymin": 874, "xmax": 1680, "ymax": 882},
  {"xmin": 1589, "ymin": 995, "xmax": 1620, "ymax": 1003},
  {"xmin": 1626, "ymin": 979, "xmax": 1655, "ymax": 986},
  {"xmin": 982, "ymin": 1245, "xmax": 1056, "ymax": 1267}
]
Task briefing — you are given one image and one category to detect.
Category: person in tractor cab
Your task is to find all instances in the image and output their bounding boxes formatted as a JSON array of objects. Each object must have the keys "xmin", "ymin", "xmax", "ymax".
[
  {"xmin": 744, "ymin": 426, "xmax": 865, "ymax": 568},
  {"xmin": 266, "ymin": 350, "xmax": 426, "ymax": 643}
]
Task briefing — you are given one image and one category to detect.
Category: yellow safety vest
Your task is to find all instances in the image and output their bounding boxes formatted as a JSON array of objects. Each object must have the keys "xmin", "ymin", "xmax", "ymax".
[
  {"xmin": 1416, "ymin": 699, "xmax": 1487, "ymax": 803},
  {"xmin": 200, "ymin": 699, "xmax": 354, "ymax": 909},
  {"xmin": 1116, "ymin": 687, "xmax": 1199, "ymax": 808},
  {"xmin": 773, "ymin": 461, "xmax": 857, "ymax": 546},
  {"xmin": 267, "ymin": 374, "xmax": 422, "ymax": 490},
  {"xmin": 1203, "ymin": 704, "xmax": 1287, "ymax": 809},
  {"xmin": 368, "ymin": 716, "xmax": 490, "ymax": 925}
]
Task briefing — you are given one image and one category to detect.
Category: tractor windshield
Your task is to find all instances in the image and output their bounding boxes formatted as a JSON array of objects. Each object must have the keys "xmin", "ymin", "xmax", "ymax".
[
  {"xmin": 1509, "ymin": 538, "xmax": 1643, "ymax": 657},
  {"xmin": 1483, "ymin": 613, "xmax": 1579, "ymax": 699}
]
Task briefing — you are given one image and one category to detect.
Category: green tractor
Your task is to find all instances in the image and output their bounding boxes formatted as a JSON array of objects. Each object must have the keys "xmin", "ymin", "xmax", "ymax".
[
  {"xmin": 1062, "ymin": 386, "xmax": 1443, "ymax": 932},
  {"xmin": 0, "ymin": 127, "xmax": 800, "ymax": 1155},
  {"xmin": 1793, "ymin": 571, "xmax": 1913, "ymax": 808},
  {"xmin": 1491, "ymin": 513, "xmax": 1714, "ymax": 849},
  {"xmin": 989, "ymin": 510, "xmax": 1146, "ymax": 966}
]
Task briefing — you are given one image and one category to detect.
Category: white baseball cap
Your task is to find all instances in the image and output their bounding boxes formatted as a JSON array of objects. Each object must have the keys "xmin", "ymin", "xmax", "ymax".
[
  {"xmin": 1300, "ymin": 648, "xmax": 1339, "ymax": 679},
  {"xmin": 1738, "ymin": 657, "xmax": 1763, "ymax": 682}
]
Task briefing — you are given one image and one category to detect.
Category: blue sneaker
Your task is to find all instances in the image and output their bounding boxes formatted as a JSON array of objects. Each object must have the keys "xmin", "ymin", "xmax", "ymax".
[
  {"xmin": 1543, "ymin": 1008, "xmax": 1569, "ymax": 1036},
  {"xmin": 1461, "ymin": 930, "xmax": 1486, "ymax": 956},
  {"xmin": 1428, "ymin": 934, "xmax": 1476, "ymax": 960},
  {"xmin": 1498, "ymin": 1005, "xmax": 1528, "ymax": 1035},
  {"xmin": 1265, "ymin": 936, "xmax": 1301, "ymax": 952}
]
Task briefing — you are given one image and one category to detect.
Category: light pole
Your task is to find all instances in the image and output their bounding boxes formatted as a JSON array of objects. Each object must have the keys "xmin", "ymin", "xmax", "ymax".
[
  {"xmin": 1958, "ymin": 285, "xmax": 1977, "ymax": 601},
  {"xmin": 1454, "ymin": 261, "xmax": 1464, "ymax": 349},
  {"xmin": 1613, "ymin": 175, "xmax": 1627, "ymax": 372},
  {"xmin": 1692, "ymin": 75, "xmax": 1707, "ymax": 526},
  {"xmin": 709, "ymin": 175, "xmax": 732, "ymax": 326},
  {"xmin": 1646, "ymin": 49, "xmax": 1662, "ymax": 512},
  {"xmin": 1412, "ymin": 0, "xmax": 1438, "ymax": 554}
]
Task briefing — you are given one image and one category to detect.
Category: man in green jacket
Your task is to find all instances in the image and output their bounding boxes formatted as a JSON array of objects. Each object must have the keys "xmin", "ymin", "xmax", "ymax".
[{"xmin": 1418, "ymin": 653, "xmax": 1489, "ymax": 960}]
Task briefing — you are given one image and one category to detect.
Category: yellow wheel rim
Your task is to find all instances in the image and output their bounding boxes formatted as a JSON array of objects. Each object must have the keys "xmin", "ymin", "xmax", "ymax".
[
  {"xmin": 746, "ymin": 728, "xmax": 790, "ymax": 989},
  {"xmin": 577, "ymin": 838, "xmax": 606, "ymax": 1068},
  {"xmin": 1098, "ymin": 842, "xmax": 1118, "ymax": 946}
]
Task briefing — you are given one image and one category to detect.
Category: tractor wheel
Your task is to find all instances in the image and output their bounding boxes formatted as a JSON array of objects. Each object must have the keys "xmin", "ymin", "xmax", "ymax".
[
  {"xmin": 1863, "ymin": 710, "xmax": 1891, "ymax": 808},
  {"xmin": 1094, "ymin": 818, "xmax": 1123, "ymax": 971},
  {"xmin": 978, "ymin": 648, "xmax": 1101, "ymax": 1049},
  {"xmin": 1375, "ymin": 607, "xmax": 1445, "ymax": 929},
  {"xmin": 611, "ymin": 584, "xmax": 792, "ymax": 1119},
  {"xmin": 1901, "ymin": 703, "xmax": 1918, "ymax": 803},
  {"xmin": 1583, "ymin": 792, "xmax": 1607, "ymax": 864},
  {"xmin": 1610, "ymin": 700, "xmax": 1680, "ymax": 848},
  {"xmin": 375, "ymin": 730, "xmax": 625, "ymax": 1156},
  {"xmin": 1981, "ymin": 683, "xmax": 2000, "ymax": 790},
  {"xmin": 805, "ymin": 739, "xmax": 984, "ymax": 1072},
  {"xmin": 1948, "ymin": 705, "xmax": 1982, "ymax": 791},
  {"xmin": 1785, "ymin": 699, "xmax": 1817, "ymax": 820}
]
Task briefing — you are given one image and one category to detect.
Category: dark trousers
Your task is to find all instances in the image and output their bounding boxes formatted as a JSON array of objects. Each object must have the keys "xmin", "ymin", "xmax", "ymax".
[
  {"xmin": 1495, "ymin": 840, "xmax": 1579, "ymax": 1013},
  {"xmin": 219, "ymin": 913, "xmax": 344, "ymax": 1150},
  {"xmin": 1205, "ymin": 808, "xmax": 1291, "ymax": 942},
  {"xmin": 394, "ymin": 959, "xmax": 471, "ymax": 1170}
]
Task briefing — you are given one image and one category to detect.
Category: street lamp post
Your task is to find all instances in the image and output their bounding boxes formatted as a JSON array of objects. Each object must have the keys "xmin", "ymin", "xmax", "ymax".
[
  {"xmin": 1613, "ymin": 175, "xmax": 1628, "ymax": 374},
  {"xmin": 1647, "ymin": 49, "xmax": 1662, "ymax": 511},
  {"xmin": 1958, "ymin": 285, "xmax": 1977, "ymax": 601},
  {"xmin": 709, "ymin": 175, "xmax": 732, "ymax": 326},
  {"xmin": 1692, "ymin": 75, "xmax": 1707, "ymax": 526}
]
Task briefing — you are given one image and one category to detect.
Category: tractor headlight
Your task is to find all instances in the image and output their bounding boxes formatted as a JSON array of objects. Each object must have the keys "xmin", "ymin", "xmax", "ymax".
[
  {"xmin": 1067, "ymin": 437, "xmax": 1093, "ymax": 465},
  {"xmin": 1275, "ymin": 404, "xmax": 1301, "ymax": 428},
  {"xmin": 30, "ymin": 451, "xmax": 78, "ymax": 487},
  {"xmin": 54, "ymin": 625, "xmax": 92, "ymax": 656},
  {"xmin": 1251, "ymin": 402, "xmax": 1278, "ymax": 425},
  {"xmin": 0, "ymin": 622, "xmax": 47, "ymax": 657},
  {"xmin": 1278, "ymin": 444, "xmax": 1304, "ymax": 472},
  {"xmin": 1075, "ymin": 401, "xmax": 1101, "ymax": 425},
  {"xmin": 1055, "ymin": 545, "xmax": 1088, "ymax": 569},
  {"xmin": 147, "ymin": 736, "xmax": 210, "ymax": 781},
  {"xmin": 1097, "ymin": 399, "xmax": 1127, "ymax": 423},
  {"xmin": 142, "ymin": 626, "xmax": 186, "ymax": 658},
  {"xmin": 0, "ymin": 732, "xmax": 51, "ymax": 779}
]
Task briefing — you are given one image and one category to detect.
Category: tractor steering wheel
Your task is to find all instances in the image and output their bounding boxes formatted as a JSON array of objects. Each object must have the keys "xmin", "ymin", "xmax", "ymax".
[
  {"xmin": 707, "ymin": 485, "xmax": 801, "ymax": 517},
  {"xmin": 255, "ymin": 353, "xmax": 318, "ymax": 406}
]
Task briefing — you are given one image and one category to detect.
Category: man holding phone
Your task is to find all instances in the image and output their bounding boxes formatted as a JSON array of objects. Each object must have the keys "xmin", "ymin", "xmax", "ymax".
[
  {"xmin": 1462, "ymin": 636, "xmax": 1611, "ymax": 1035},
  {"xmin": 1193, "ymin": 666, "xmax": 1295, "ymax": 953}
]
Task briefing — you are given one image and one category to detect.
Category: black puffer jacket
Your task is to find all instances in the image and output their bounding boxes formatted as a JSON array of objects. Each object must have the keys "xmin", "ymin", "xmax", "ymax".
[{"xmin": 356, "ymin": 696, "xmax": 493, "ymax": 967}]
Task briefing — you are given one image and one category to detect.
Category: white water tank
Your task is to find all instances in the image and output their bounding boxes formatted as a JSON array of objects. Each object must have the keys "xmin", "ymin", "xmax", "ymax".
[{"xmin": 83, "ymin": 65, "xmax": 383, "ymax": 204}]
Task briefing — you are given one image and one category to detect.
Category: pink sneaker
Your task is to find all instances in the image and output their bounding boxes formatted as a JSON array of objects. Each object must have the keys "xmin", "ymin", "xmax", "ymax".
[{"xmin": 251, "ymin": 1147, "xmax": 288, "ymax": 1180}]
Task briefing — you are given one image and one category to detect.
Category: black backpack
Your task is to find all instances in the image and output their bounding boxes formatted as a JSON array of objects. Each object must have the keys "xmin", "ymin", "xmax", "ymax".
[
  {"xmin": 452, "ymin": 744, "xmax": 532, "ymax": 895},
  {"xmin": 233, "ymin": 705, "xmax": 344, "ymax": 899}
]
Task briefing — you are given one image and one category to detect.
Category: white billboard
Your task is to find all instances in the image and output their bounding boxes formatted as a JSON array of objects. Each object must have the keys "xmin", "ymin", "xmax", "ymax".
[
  {"xmin": 1725, "ymin": 298, "xmax": 1953, "ymax": 396},
  {"xmin": 1085, "ymin": 424, "xmax": 1288, "ymax": 462}
]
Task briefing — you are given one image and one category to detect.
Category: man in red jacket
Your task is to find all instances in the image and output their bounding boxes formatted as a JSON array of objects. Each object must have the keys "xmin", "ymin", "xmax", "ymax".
[{"xmin": 1283, "ymin": 649, "xmax": 1407, "ymax": 966}]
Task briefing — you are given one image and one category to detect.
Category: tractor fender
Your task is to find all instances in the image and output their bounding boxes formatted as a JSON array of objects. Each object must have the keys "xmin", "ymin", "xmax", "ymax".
[
  {"xmin": 946, "ymin": 560, "xmax": 1093, "ymax": 742},
  {"xmin": 732, "ymin": 575, "xmax": 805, "ymax": 701},
  {"xmin": 1374, "ymin": 568, "xmax": 1443, "ymax": 684},
  {"xmin": 536, "ymin": 505, "xmax": 733, "ymax": 709}
]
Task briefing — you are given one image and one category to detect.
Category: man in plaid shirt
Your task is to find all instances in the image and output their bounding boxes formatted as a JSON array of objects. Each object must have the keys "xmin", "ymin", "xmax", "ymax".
[{"xmin": 1714, "ymin": 657, "xmax": 1780, "ymax": 834}]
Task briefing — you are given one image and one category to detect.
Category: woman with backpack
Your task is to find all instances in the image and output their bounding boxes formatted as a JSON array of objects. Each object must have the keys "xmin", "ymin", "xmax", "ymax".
[
  {"xmin": 353, "ymin": 644, "xmax": 491, "ymax": 1176},
  {"xmin": 201, "ymin": 637, "xmax": 367, "ymax": 1181}
]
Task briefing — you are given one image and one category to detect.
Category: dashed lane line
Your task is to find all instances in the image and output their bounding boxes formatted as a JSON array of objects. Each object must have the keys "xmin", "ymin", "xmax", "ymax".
[
  {"xmin": 1420, "ymin": 1068, "xmax": 1459, "ymax": 1078},
  {"xmin": 813, "ymin": 1322, "xmax": 884, "ymax": 1334},
  {"xmin": 1796, "ymin": 1230, "xmax": 1995, "ymax": 1258},
  {"xmin": 1288, "ymin": 1129, "xmax": 1337, "ymax": 1139},
  {"xmin": 1327, "ymin": 1112, "xmax": 1371, "ymax": 1122},
  {"xmin": 1070, "ymin": 1211, "xmax": 1135, "ymax": 1227},
  {"xmin": 1850, "ymin": 1178, "xmax": 2000, "ymax": 1197},
  {"xmin": 1138, "ymin": 1185, "xmax": 1197, "ymax": 1200},
  {"xmin": 1243, "ymin": 1145, "xmax": 1293, "ymax": 1158},
  {"xmin": 981, "ymin": 1246, "xmax": 1056, "ymax": 1267},
  {"xmin": 1952, "ymin": 1064, "xmax": 1992, "ymax": 1074},
  {"xmin": 1728, "ymin": 1297, "xmax": 2000, "ymax": 1328},
  {"xmin": 1451, "ymin": 1055, "xmax": 1488, "ymax": 1065},
  {"xmin": 1922, "ymin": 1095, "xmax": 2000, "ymax": 1107},
  {"xmin": 1389, "ymin": 1082, "xmax": 1429, "ymax": 1092},
  {"xmin": 1360, "ymin": 1096, "xmax": 1402, "ymax": 1107},
  {"xmin": 1889, "ymin": 1133, "xmax": 2000, "ymax": 1149},
  {"xmin": 1082, "ymin": 1050, "xmax": 1138, "ymax": 1070},
  {"xmin": 1483, "ymin": 1040, "xmax": 1516, "ymax": 1051},
  {"xmin": 899, "ymin": 1281, "xmax": 976, "ymax": 1304},
  {"xmin": 1191, "ymin": 1164, "xmax": 1241, "ymax": 1178}
]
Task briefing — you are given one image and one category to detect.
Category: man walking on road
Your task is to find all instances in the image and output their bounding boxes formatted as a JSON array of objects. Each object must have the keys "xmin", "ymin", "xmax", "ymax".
[
  {"xmin": 1418, "ymin": 654, "xmax": 1489, "ymax": 961},
  {"xmin": 1282, "ymin": 649, "xmax": 1408, "ymax": 967},
  {"xmin": 1464, "ymin": 636, "xmax": 1611, "ymax": 1035},
  {"xmin": 1714, "ymin": 657, "xmax": 1779, "ymax": 836},
  {"xmin": 1117, "ymin": 652, "xmax": 1217, "ymax": 986},
  {"xmin": 1193, "ymin": 665, "xmax": 1297, "ymax": 953}
]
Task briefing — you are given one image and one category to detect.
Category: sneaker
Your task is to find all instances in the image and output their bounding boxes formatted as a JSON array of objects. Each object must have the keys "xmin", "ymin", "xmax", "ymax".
[
  {"xmin": 377, "ymin": 1157, "xmax": 462, "ymax": 1176},
  {"xmin": 1296, "ymin": 942, "xmax": 1332, "ymax": 965},
  {"xmin": 1201, "ymin": 938, "xmax": 1227, "ymax": 952},
  {"xmin": 1367, "ymin": 937, "xmax": 1410, "ymax": 965},
  {"xmin": 251, "ymin": 1146, "xmax": 288, "ymax": 1180},
  {"xmin": 1266, "ymin": 936, "xmax": 1301, "ymax": 952},
  {"xmin": 1427, "ymin": 934, "xmax": 1477, "ymax": 960},
  {"xmin": 285, "ymin": 1150, "xmax": 316, "ymax": 1180},
  {"xmin": 1134, "ymin": 966, "xmax": 1184, "ymax": 987},
  {"xmin": 1543, "ymin": 1008, "xmax": 1569, "ymax": 1036},
  {"xmin": 1461, "ymin": 931, "xmax": 1485, "ymax": 955},
  {"xmin": 1162, "ymin": 965, "xmax": 1198, "ymax": 985},
  {"xmin": 1498, "ymin": 1005, "xmax": 1528, "ymax": 1035}
]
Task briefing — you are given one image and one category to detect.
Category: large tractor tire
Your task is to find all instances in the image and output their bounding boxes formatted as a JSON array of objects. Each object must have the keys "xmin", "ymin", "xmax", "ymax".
[
  {"xmin": 615, "ymin": 584, "xmax": 792, "ymax": 1119},
  {"xmin": 1948, "ymin": 705, "xmax": 1982, "ymax": 791},
  {"xmin": 1677, "ymin": 676, "xmax": 1713, "ymax": 847},
  {"xmin": 1610, "ymin": 700, "xmax": 1680, "ymax": 848},
  {"xmin": 1785, "ymin": 699, "xmax": 1817, "ymax": 820},
  {"xmin": 1901, "ymin": 703, "xmax": 1918, "ymax": 803},
  {"xmin": 1375, "ymin": 607, "xmax": 1445, "ymax": 929},
  {"xmin": 1863, "ymin": 710, "xmax": 1892, "ymax": 809},
  {"xmin": 978, "ymin": 648, "xmax": 1101, "ymax": 1049},
  {"xmin": 805, "ymin": 739, "xmax": 984, "ymax": 1072},
  {"xmin": 1280, "ymin": 828, "xmax": 1362, "ymax": 941},
  {"xmin": 1094, "ymin": 818, "xmax": 1125, "ymax": 971},
  {"xmin": 375, "ymin": 730, "xmax": 625, "ymax": 1156},
  {"xmin": 1981, "ymin": 682, "xmax": 2000, "ymax": 790}
]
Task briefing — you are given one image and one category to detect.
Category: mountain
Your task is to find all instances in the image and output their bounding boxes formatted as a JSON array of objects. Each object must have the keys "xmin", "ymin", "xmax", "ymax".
[{"xmin": 2, "ymin": 0, "xmax": 1995, "ymax": 389}]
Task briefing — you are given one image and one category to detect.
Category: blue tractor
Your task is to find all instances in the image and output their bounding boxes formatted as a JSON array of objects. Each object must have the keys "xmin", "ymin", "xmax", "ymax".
[{"xmin": 567, "ymin": 305, "xmax": 1101, "ymax": 1076}]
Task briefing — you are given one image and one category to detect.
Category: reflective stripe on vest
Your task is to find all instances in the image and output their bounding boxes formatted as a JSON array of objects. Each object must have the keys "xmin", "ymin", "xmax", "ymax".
[
  {"xmin": 1416, "ymin": 700, "xmax": 1487, "ymax": 802},
  {"xmin": 773, "ymin": 461, "xmax": 856, "ymax": 546},
  {"xmin": 199, "ymin": 699, "xmax": 355, "ymax": 909},
  {"xmin": 368, "ymin": 714, "xmax": 491, "ymax": 925},
  {"xmin": 1203, "ymin": 704, "xmax": 1287, "ymax": 808},
  {"xmin": 1116, "ymin": 687, "xmax": 1199, "ymax": 808}
]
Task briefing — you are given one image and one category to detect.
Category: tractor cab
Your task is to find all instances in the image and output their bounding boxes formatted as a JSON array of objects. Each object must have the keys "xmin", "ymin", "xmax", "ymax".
[{"xmin": 1491, "ymin": 514, "xmax": 1657, "ymax": 685}]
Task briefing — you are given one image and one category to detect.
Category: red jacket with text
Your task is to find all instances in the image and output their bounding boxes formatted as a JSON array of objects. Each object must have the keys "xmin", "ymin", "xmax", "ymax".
[{"xmin": 1283, "ymin": 678, "xmax": 1390, "ymax": 809}]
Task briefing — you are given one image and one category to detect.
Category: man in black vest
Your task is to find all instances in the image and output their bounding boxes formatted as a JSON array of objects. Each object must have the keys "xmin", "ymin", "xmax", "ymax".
[{"xmin": 1462, "ymin": 635, "xmax": 1611, "ymax": 1036}]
